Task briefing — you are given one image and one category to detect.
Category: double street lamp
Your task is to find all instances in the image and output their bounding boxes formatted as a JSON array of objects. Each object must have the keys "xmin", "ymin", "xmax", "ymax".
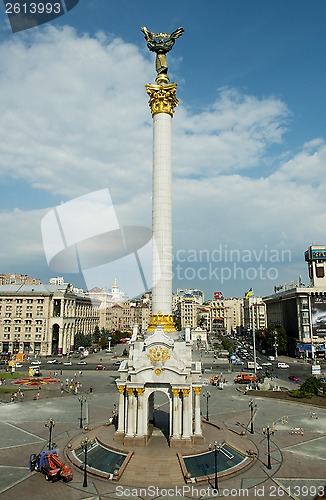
[
  {"xmin": 208, "ymin": 441, "xmax": 221, "ymax": 492},
  {"xmin": 262, "ymin": 424, "xmax": 275, "ymax": 469},
  {"xmin": 203, "ymin": 391, "xmax": 211, "ymax": 421},
  {"xmin": 81, "ymin": 436, "xmax": 89, "ymax": 488},
  {"xmin": 248, "ymin": 399, "xmax": 257, "ymax": 434},
  {"xmin": 44, "ymin": 418, "xmax": 55, "ymax": 450},
  {"xmin": 78, "ymin": 396, "xmax": 87, "ymax": 429}
]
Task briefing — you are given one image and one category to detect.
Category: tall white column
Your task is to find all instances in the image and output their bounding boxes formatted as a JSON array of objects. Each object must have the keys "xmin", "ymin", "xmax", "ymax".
[
  {"xmin": 152, "ymin": 112, "xmax": 173, "ymax": 315},
  {"xmin": 146, "ymin": 83, "xmax": 178, "ymax": 322},
  {"xmin": 182, "ymin": 389, "xmax": 191, "ymax": 439},
  {"xmin": 117, "ymin": 385, "xmax": 125, "ymax": 434},
  {"xmin": 126, "ymin": 388, "xmax": 136, "ymax": 437},
  {"xmin": 193, "ymin": 387, "xmax": 202, "ymax": 436},
  {"xmin": 172, "ymin": 389, "xmax": 181, "ymax": 437}
]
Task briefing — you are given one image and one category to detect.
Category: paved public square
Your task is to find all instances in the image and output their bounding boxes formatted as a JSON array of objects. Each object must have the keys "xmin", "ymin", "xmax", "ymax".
[{"xmin": 0, "ymin": 354, "xmax": 325, "ymax": 500}]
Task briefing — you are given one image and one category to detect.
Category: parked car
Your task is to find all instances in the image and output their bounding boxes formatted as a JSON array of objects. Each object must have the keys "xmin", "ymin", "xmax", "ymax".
[
  {"xmin": 288, "ymin": 375, "xmax": 300, "ymax": 383},
  {"xmin": 15, "ymin": 362, "xmax": 23, "ymax": 368},
  {"xmin": 113, "ymin": 360, "xmax": 122, "ymax": 366},
  {"xmin": 277, "ymin": 362, "xmax": 290, "ymax": 369},
  {"xmin": 96, "ymin": 364, "xmax": 105, "ymax": 370}
]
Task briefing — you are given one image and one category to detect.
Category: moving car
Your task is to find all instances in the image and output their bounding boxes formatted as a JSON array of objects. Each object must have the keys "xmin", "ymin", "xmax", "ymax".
[
  {"xmin": 261, "ymin": 362, "xmax": 272, "ymax": 367},
  {"xmin": 63, "ymin": 361, "xmax": 72, "ymax": 366},
  {"xmin": 288, "ymin": 375, "xmax": 300, "ymax": 383},
  {"xmin": 96, "ymin": 364, "xmax": 105, "ymax": 370},
  {"xmin": 277, "ymin": 362, "xmax": 290, "ymax": 369},
  {"xmin": 77, "ymin": 361, "xmax": 87, "ymax": 365},
  {"xmin": 267, "ymin": 356, "xmax": 275, "ymax": 361},
  {"xmin": 31, "ymin": 360, "xmax": 42, "ymax": 365}
]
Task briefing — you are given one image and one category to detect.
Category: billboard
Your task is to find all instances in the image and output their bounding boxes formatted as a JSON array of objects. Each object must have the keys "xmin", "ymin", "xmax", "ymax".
[{"xmin": 311, "ymin": 296, "xmax": 326, "ymax": 336}]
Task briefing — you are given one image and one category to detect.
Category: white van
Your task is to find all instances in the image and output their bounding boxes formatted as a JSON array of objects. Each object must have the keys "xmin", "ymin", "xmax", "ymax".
[{"xmin": 277, "ymin": 362, "xmax": 290, "ymax": 369}]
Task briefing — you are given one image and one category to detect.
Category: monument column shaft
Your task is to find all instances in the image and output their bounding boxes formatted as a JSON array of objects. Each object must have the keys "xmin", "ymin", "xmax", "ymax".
[
  {"xmin": 182, "ymin": 394, "xmax": 191, "ymax": 438},
  {"xmin": 152, "ymin": 112, "xmax": 173, "ymax": 315},
  {"xmin": 194, "ymin": 392, "xmax": 202, "ymax": 436},
  {"xmin": 117, "ymin": 390, "xmax": 125, "ymax": 434}
]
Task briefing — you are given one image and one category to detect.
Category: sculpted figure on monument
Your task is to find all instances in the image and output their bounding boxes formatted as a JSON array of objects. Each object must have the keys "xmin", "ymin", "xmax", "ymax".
[{"xmin": 141, "ymin": 26, "xmax": 184, "ymax": 79}]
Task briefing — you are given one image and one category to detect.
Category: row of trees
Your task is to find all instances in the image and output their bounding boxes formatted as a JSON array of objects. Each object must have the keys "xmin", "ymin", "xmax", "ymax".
[{"xmin": 74, "ymin": 327, "xmax": 130, "ymax": 351}]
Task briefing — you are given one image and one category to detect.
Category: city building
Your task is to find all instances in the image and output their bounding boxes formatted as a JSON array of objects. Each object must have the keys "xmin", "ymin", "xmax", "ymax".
[
  {"xmin": 176, "ymin": 288, "xmax": 205, "ymax": 305},
  {"xmin": 0, "ymin": 273, "xmax": 41, "ymax": 286},
  {"xmin": 243, "ymin": 296, "xmax": 267, "ymax": 334},
  {"xmin": 0, "ymin": 283, "xmax": 100, "ymax": 357},
  {"xmin": 263, "ymin": 245, "xmax": 326, "ymax": 358},
  {"xmin": 174, "ymin": 293, "xmax": 198, "ymax": 329}
]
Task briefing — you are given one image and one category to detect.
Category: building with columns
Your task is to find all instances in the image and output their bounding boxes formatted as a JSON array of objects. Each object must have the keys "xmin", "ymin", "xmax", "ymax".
[
  {"xmin": 114, "ymin": 27, "xmax": 203, "ymax": 447},
  {"xmin": 264, "ymin": 245, "xmax": 326, "ymax": 358},
  {"xmin": 0, "ymin": 283, "xmax": 100, "ymax": 357}
]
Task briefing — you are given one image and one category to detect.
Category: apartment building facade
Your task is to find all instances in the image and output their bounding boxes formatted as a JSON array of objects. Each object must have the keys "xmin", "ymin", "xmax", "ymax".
[{"xmin": 0, "ymin": 283, "xmax": 100, "ymax": 357}]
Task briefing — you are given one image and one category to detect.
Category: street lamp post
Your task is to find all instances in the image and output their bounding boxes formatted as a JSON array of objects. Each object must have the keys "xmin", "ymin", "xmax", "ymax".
[
  {"xmin": 209, "ymin": 441, "xmax": 221, "ymax": 492},
  {"xmin": 273, "ymin": 331, "xmax": 278, "ymax": 360},
  {"xmin": 248, "ymin": 399, "xmax": 257, "ymax": 434},
  {"xmin": 203, "ymin": 391, "xmax": 211, "ymax": 421},
  {"xmin": 81, "ymin": 436, "xmax": 88, "ymax": 488},
  {"xmin": 251, "ymin": 304, "xmax": 257, "ymax": 376},
  {"xmin": 44, "ymin": 418, "xmax": 55, "ymax": 449},
  {"xmin": 262, "ymin": 425, "xmax": 275, "ymax": 469},
  {"xmin": 79, "ymin": 396, "xmax": 87, "ymax": 429}
]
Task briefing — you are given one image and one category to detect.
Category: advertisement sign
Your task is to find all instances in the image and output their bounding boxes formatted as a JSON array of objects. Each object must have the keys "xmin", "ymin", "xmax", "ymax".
[{"xmin": 311, "ymin": 296, "xmax": 326, "ymax": 336}]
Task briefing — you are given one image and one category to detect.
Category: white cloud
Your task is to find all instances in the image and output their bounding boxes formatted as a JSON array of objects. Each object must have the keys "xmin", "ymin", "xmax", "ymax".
[{"xmin": 0, "ymin": 26, "xmax": 325, "ymax": 296}]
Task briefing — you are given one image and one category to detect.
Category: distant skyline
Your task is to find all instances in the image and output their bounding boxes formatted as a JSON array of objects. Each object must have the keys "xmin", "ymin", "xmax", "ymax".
[{"xmin": 0, "ymin": 1, "xmax": 325, "ymax": 299}]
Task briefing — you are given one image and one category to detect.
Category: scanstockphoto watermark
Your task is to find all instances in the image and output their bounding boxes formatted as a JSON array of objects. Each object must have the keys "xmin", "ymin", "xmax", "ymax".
[
  {"xmin": 115, "ymin": 485, "xmax": 250, "ymax": 497},
  {"xmin": 172, "ymin": 245, "xmax": 292, "ymax": 284}
]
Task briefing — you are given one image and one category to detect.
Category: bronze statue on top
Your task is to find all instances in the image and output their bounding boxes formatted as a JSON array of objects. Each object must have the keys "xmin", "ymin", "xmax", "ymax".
[{"xmin": 141, "ymin": 26, "xmax": 184, "ymax": 84}]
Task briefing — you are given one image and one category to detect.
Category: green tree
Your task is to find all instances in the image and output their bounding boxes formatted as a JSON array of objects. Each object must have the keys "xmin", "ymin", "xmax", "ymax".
[
  {"xmin": 259, "ymin": 326, "xmax": 287, "ymax": 354},
  {"xmin": 98, "ymin": 336, "xmax": 108, "ymax": 349},
  {"xmin": 74, "ymin": 332, "xmax": 92, "ymax": 350},
  {"xmin": 290, "ymin": 376, "xmax": 322, "ymax": 399},
  {"xmin": 93, "ymin": 325, "xmax": 101, "ymax": 343}
]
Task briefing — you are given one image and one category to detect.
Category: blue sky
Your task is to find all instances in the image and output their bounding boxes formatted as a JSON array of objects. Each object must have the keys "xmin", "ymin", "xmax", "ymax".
[{"xmin": 0, "ymin": 0, "xmax": 326, "ymax": 300}]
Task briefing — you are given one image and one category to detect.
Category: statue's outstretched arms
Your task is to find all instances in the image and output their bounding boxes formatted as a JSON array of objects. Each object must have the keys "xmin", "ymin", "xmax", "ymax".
[
  {"xmin": 170, "ymin": 27, "xmax": 184, "ymax": 40},
  {"xmin": 141, "ymin": 26, "xmax": 153, "ymax": 42}
]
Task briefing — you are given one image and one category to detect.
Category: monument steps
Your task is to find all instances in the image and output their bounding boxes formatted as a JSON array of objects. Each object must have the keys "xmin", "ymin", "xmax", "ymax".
[{"xmin": 120, "ymin": 450, "xmax": 184, "ymax": 485}]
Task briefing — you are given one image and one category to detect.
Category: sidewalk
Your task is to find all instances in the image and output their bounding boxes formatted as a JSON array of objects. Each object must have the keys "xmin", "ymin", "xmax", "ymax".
[{"xmin": 0, "ymin": 367, "xmax": 325, "ymax": 500}]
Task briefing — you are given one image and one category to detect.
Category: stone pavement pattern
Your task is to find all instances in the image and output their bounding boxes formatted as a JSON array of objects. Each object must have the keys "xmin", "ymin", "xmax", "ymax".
[{"xmin": 0, "ymin": 369, "xmax": 325, "ymax": 500}]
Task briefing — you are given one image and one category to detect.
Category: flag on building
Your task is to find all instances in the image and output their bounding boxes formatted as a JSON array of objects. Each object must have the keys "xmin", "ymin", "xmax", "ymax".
[
  {"xmin": 214, "ymin": 291, "xmax": 224, "ymax": 300},
  {"xmin": 245, "ymin": 288, "xmax": 253, "ymax": 300}
]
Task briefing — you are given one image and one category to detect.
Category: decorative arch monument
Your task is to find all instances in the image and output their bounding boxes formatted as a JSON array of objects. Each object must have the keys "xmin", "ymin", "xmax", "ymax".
[{"xmin": 115, "ymin": 28, "xmax": 203, "ymax": 448}]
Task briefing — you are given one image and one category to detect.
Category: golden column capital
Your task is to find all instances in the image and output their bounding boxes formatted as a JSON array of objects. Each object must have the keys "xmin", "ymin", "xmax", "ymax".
[
  {"xmin": 181, "ymin": 389, "xmax": 190, "ymax": 397},
  {"xmin": 147, "ymin": 313, "xmax": 177, "ymax": 333},
  {"xmin": 136, "ymin": 388, "xmax": 145, "ymax": 396},
  {"xmin": 127, "ymin": 387, "xmax": 135, "ymax": 396},
  {"xmin": 117, "ymin": 385, "xmax": 125, "ymax": 394},
  {"xmin": 193, "ymin": 387, "xmax": 202, "ymax": 395},
  {"xmin": 171, "ymin": 388, "xmax": 180, "ymax": 397},
  {"xmin": 146, "ymin": 83, "xmax": 178, "ymax": 117}
]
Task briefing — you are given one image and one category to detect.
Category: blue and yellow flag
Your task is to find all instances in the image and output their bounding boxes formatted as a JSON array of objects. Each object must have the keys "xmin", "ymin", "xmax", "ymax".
[{"xmin": 245, "ymin": 288, "xmax": 253, "ymax": 300}]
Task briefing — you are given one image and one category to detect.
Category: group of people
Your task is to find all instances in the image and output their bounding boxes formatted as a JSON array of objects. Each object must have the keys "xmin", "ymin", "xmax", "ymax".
[{"xmin": 11, "ymin": 387, "xmax": 24, "ymax": 402}]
